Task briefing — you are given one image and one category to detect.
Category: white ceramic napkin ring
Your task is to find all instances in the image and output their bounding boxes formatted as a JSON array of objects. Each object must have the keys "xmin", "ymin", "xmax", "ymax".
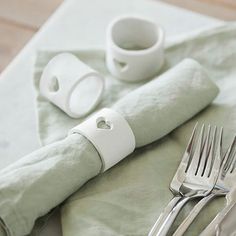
[
  {"xmin": 69, "ymin": 108, "xmax": 135, "ymax": 172},
  {"xmin": 40, "ymin": 53, "xmax": 104, "ymax": 118},
  {"xmin": 106, "ymin": 15, "xmax": 165, "ymax": 82}
]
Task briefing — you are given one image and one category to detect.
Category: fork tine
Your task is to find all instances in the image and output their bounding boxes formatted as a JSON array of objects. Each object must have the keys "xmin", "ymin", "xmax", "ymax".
[
  {"xmin": 198, "ymin": 125, "xmax": 211, "ymax": 176},
  {"xmin": 213, "ymin": 127, "xmax": 223, "ymax": 167},
  {"xmin": 203, "ymin": 126, "xmax": 217, "ymax": 177},
  {"xmin": 208, "ymin": 127, "xmax": 223, "ymax": 180},
  {"xmin": 217, "ymin": 127, "xmax": 223, "ymax": 162},
  {"xmin": 187, "ymin": 124, "xmax": 205, "ymax": 175},
  {"xmin": 221, "ymin": 136, "xmax": 236, "ymax": 178},
  {"xmin": 184, "ymin": 123, "xmax": 199, "ymax": 172},
  {"xmin": 229, "ymin": 148, "xmax": 236, "ymax": 173},
  {"xmin": 224, "ymin": 136, "xmax": 236, "ymax": 170},
  {"xmin": 229, "ymin": 136, "xmax": 236, "ymax": 173}
]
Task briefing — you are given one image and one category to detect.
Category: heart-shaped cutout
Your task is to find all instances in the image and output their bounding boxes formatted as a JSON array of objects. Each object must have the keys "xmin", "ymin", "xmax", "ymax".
[
  {"xmin": 96, "ymin": 117, "xmax": 112, "ymax": 130},
  {"xmin": 113, "ymin": 58, "xmax": 128, "ymax": 72}
]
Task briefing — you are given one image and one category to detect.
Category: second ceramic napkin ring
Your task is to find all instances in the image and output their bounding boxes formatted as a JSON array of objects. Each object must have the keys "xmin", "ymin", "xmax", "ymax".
[
  {"xmin": 40, "ymin": 53, "xmax": 104, "ymax": 118},
  {"xmin": 106, "ymin": 15, "xmax": 165, "ymax": 82}
]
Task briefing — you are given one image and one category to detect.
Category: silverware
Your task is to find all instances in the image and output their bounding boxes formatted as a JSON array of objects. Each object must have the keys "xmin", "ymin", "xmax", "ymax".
[
  {"xmin": 173, "ymin": 135, "xmax": 236, "ymax": 236},
  {"xmin": 200, "ymin": 136, "xmax": 236, "ymax": 236},
  {"xmin": 216, "ymin": 201, "xmax": 236, "ymax": 236},
  {"xmin": 148, "ymin": 124, "xmax": 198, "ymax": 236},
  {"xmin": 148, "ymin": 124, "xmax": 222, "ymax": 236}
]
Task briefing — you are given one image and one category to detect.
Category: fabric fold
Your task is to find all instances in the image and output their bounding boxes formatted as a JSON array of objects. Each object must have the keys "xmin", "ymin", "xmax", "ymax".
[
  {"xmin": 114, "ymin": 58, "xmax": 218, "ymax": 147},
  {"xmin": 0, "ymin": 134, "xmax": 102, "ymax": 236}
]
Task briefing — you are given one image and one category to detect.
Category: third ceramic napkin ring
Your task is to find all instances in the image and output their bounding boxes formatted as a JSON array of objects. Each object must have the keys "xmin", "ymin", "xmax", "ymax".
[
  {"xmin": 69, "ymin": 108, "xmax": 135, "ymax": 172},
  {"xmin": 106, "ymin": 15, "xmax": 165, "ymax": 82}
]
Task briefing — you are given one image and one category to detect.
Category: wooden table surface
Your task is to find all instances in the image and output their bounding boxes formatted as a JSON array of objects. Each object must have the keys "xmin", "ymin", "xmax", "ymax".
[
  {"xmin": 0, "ymin": 0, "xmax": 63, "ymax": 72},
  {"xmin": 0, "ymin": 0, "xmax": 235, "ymax": 73}
]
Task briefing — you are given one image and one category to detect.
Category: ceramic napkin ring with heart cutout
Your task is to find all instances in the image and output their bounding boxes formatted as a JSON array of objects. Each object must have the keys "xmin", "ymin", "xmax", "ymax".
[
  {"xmin": 69, "ymin": 108, "xmax": 135, "ymax": 171},
  {"xmin": 40, "ymin": 53, "xmax": 104, "ymax": 118},
  {"xmin": 106, "ymin": 15, "xmax": 165, "ymax": 82}
]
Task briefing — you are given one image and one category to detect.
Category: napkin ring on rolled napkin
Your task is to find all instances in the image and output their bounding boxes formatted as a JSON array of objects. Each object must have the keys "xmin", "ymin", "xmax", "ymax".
[
  {"xmin": 40, "ymin": 53, "xmax": 104, "ymax": 118},
  {"xmin": 69, "ymin": 108, "xmax": 135, "ymax": 171}
]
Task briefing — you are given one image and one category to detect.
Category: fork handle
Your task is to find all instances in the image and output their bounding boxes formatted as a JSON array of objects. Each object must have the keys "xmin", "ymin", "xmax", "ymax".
[
  {"xmin": 173, "ymin": 193, "xmax": 216, "ymax": 236},
  {"xmin": 149, "ymin": 196, "xmax": 190, "ymax": 236},
  {"xmin": 200, "ymin": 200, "xmax": 234, "ymax": 236},
  {"xmin": 148, "ymin": 196, "xmax": 182, "ymax": 236},
  {"xmin": 173, "ymin": 192, "xmax": 226, "ymax": 236}
]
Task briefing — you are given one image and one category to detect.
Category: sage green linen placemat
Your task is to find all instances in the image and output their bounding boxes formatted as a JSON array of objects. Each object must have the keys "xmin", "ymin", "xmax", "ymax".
[{"xmin": 31, "ymin": 23, "xmax": 236, "ymax": 236}]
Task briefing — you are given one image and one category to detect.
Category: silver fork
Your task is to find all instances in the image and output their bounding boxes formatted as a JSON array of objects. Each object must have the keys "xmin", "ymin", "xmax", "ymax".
[
  {"xmin": 148, "ymin": 124, "xmax": 222, "ymax": 236},
  {"xmin": 200, "ymin": 136, "xmax": 236, "ymax": 236},
  {"xmin": 148, "ymin": 124, "xmax": 198, "ymax": 236},
  {"xmin": 173, "ymin": 135, "xmax": 236, "ymax": 236}
]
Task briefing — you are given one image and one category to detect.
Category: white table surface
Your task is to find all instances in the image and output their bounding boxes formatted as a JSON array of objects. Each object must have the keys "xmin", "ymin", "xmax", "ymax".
[{"xmin": 0, "ymin": 0, "xmax": 222, "ymax": 235}]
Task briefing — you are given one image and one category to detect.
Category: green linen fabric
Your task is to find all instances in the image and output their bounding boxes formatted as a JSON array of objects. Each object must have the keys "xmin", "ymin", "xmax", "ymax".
[
  {"xmin": 0, "ymin": 56, "xmax": 217, "ymax": 236},
  {"xmin": 113, "ymin": 59, "xmax": 218, "ymax": 147},
  {"xmin": 0, "ymin": 134, "xmax": 102, "ymax": 236}
]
